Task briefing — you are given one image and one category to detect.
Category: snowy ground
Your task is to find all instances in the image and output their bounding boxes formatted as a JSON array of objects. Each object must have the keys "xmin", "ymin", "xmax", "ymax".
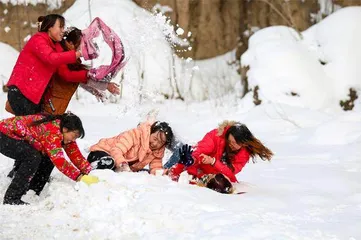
[{"xmin": 0, "ymin": 94, "xmax": 360, "ymax": 239}]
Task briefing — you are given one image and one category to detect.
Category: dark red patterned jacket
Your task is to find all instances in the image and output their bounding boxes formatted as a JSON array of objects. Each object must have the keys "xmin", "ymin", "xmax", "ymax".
[{"xmin": 0, "ymin": 115, "xmax": 91, "ymax": 180}]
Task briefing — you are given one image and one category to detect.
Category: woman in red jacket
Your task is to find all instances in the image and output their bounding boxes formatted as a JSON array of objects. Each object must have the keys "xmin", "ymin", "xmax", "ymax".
[
  {"xmin": 168, "ymin": 120, "xmax": 273, "ymax": 192},
  {"xmin": 6, "ymin": 14, "xmax": 82, "ymax": 116},
  {"xmin": 0, "ymin": 113, "xmax": 98, "ymax": 205}
]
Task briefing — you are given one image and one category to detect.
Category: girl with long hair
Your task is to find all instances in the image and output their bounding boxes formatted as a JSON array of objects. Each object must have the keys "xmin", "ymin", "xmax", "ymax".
[{"xmin": 168, "ymin": 120, "xmax": 273, "ymax": 192}]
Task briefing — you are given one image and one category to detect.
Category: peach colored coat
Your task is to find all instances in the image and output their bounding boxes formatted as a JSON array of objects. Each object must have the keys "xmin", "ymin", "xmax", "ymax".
[{"xmin": 89, "ymin": 121, "xmax": 164, "ymax": 174}]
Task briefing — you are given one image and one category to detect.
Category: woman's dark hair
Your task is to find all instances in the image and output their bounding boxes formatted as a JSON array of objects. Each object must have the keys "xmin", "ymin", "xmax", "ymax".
[
  {"xmin": 60, "ymin": 27, "xmax": 87, "ymax": 71},
  {"xmin": 38, "ymin": 14, "xmax": 65, "ymax": 32},
  {"xmin": 223, "ymin": 123, "xmax": 273, "ymax": 171},
  {"xmin": 206, "ymin": 173, "xmax": 233, "ymax": 194},
  {"xmin": 29, "ymin": 112, "xmax": 85, "ymax": 138},
  {"xmin": 150, "ymin": 121, "xmax": 174, "ymax": 149}
]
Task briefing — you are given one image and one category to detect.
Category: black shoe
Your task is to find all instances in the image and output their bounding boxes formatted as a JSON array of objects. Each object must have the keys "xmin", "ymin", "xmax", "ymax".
[{"xmin": 3, "ymin": 198, "xmax": 29, "ymax": 205}]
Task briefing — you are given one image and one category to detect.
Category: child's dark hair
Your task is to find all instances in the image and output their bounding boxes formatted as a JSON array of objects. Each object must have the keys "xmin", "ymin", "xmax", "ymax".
[
  {"xmin": 206, "ymin": 173, "xmax": 233, "ymax": 194},
  {"xmin": 150, "ymin": 121, "xmax": 174, "ymax": 149},
  {"xmin": 38, "ymin": 14, "xmax": 65, "ymax": 32},
  {"xmin": 224, "ymin": 123, "xmax": 273, "ymax": 171},
  {"xmin": 29, "ymin": 112, "xmax": 85, "ymax": 138},
  {"xmin": 61, "ymin": 27, "xmax": 82, "ymax": 49},
  {"xmin": 60, "ymin": 27, "xmax": 87, "ymax": 71}
]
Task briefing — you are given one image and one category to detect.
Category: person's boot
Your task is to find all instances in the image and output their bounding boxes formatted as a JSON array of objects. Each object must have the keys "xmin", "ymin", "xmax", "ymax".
[
  {"xmin": 5, "ymin": 150, "xmax": 42, "ymax": 204},
  {"xmin": 4, "ymin": 168, "xmax": 32, "ymax": 206},
  {"xmin": 3, "ymin": 197, "xmax": 29, "ymax": 205}
]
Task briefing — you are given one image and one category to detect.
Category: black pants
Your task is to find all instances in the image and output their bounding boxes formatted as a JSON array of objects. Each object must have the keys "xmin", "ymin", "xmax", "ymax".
[
  {"xmin": 7, "ymin": 86, "xmax": 43, "ymax": 178},
  {"xmin": 28, "ymin": 157, "xmax": 54, "ymax": 195},
  {"xmin": 7, "ymin": 86, "xmax": 42, "ymax": 116},
  {"xmin": 87, "ymin": 151, "xmax": 115, "ymax": 170},
  {"xmin": 0, "ymin": 133, "xmax": 53, "ymax": 202}
]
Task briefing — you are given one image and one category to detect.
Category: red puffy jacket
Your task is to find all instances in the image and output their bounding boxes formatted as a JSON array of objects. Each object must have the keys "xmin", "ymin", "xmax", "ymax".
[
  {"xmin": 43, "ymin": 43, "xmax": 88, "ymax": 114},
  {"xmin": 170, "ymin": 122, "xmax": 250, "ymax": 182},
  {"xmin": 54, "ymin": 43, "xmax": 88, "ymax": 83},
  {"xmin": 7, "ymin": 32, "xmax": 77, "ymax": 104}
]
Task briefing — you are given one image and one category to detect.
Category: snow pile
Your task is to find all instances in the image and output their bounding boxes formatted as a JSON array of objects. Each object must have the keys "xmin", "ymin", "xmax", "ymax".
[
  {"xmin": 242, "ymin": 7, "xmax": 361, "ymax": 111},
  {"xmin": 303, "ymin": 7, "xmax": 361, "ymax": 100},
  {"xmin": 242, "ymin": 26, "xmax": 333, "ymax": 110}
]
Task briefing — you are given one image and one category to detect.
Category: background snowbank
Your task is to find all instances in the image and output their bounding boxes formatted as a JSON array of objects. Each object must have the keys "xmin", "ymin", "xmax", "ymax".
[{"xmin": 242, "ymin": 7, "xmax": 361, "ymax": 111}]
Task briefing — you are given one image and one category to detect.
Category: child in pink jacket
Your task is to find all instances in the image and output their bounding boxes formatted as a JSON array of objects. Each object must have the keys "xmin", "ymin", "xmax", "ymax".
[{"xmin": 88, "ymin": 121, "xmax": 174, "ymax": 174}]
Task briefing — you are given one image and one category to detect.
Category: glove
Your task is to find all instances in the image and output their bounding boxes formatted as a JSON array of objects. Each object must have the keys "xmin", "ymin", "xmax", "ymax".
[
  {"xmin": 178, "ymin": 144, "xmax": 194, "ymax": 167},
  {"xmin": 79, "ymin": 175, "xmax": 99, "ymax": 185}
]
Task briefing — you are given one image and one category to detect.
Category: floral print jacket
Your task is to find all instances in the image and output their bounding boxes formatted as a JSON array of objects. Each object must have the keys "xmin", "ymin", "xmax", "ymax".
[{"xmin": 0, "ymin": 115, "xmax": 91, "ymax": 180}]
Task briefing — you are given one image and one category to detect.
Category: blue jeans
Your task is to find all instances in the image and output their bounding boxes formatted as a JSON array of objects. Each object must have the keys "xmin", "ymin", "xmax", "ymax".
[{"xmin": 164, "ymin": 141, "xmax": 184, "ymax": 169}]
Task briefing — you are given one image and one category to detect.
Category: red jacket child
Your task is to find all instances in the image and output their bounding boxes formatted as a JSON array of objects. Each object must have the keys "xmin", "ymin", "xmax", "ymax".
[
  {"xmin": 170, "ymin": 121, "xmax": 250, "ymax": 183},
  {"xmin": 169, "ymin": 121, "xmax": 273, "ymax": 183}
]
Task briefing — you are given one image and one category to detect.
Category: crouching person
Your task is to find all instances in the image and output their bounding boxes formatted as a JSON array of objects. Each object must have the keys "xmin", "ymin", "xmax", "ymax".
[
  {"xmin": 88, "ymin": 121, "xmax": 174, "ymax": 175},
  {"xmin": 0, "ymin": 113, "xmax": 99, "ymax": 205}
]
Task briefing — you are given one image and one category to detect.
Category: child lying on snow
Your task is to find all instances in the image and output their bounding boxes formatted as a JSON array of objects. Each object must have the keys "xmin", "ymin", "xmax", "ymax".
[
  {"xmin": 88, "ymin": 120, "xmax": 174, "ymax": 175},
  {"xmin": 0, "ymin": 113, "xmax": 99, "ymax": 205},
  {"xmin": 165, "ymin": 145, "xmax": 234, "ymax": 194},
  {"xmin": 166, "ymin": 120, "xmax": 274, "ymax": 194}
]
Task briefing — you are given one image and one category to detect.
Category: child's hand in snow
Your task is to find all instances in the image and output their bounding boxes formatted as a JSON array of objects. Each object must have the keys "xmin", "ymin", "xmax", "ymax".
[
  {"xmin": 107, "ymin": 82, "xmax": 120, "ymax": 95},
  {"xmin": 200, "ymin": 154, "xmax": 216, "ymax": 165}
]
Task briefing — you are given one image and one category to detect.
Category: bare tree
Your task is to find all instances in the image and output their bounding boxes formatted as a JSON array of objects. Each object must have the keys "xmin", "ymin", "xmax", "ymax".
[{"xmin": 259, "ymin": 0, "xmax": 303, "ymax": 38}]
